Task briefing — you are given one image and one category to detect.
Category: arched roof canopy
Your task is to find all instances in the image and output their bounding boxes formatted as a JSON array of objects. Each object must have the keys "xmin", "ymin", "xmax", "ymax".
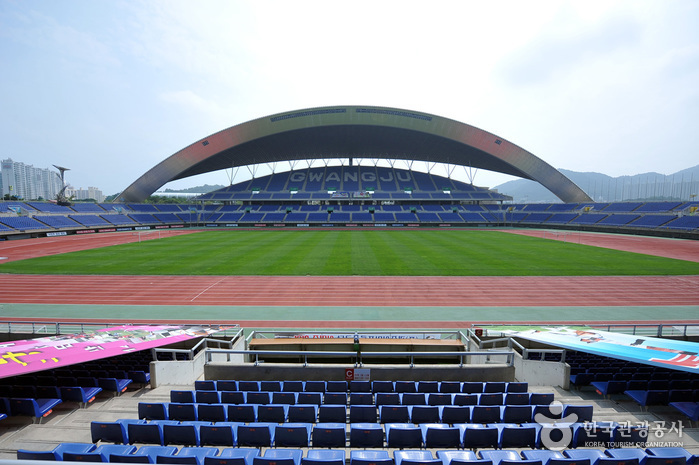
[{"xmin": 116, "ymin": 106, "xmax": 592, "ymax": 203}]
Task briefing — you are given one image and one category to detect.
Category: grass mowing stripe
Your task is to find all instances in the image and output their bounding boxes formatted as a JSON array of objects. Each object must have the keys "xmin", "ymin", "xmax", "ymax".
[{"xmin": 1, "ymin": 229, "xmax": 698, "ymax": 276}]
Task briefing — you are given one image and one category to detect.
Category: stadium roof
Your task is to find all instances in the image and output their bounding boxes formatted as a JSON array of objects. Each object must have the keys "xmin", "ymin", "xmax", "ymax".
[{"xmin": 116, "ymin": 106, "xmax": 592, "ymax": 203}]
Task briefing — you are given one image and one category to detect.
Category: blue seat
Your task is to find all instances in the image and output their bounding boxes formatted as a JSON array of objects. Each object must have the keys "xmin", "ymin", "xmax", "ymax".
[
  {"xmin": 502, "ymin": 405, "xmax": 533, "ymax": 424},
  {"xmin": 91, "ymin": 419, "xmax": 146, "ymax": 444},
  {"xmin": 440, "ymin": 405, "xmax": 471, "ymax": 424},
  {"xmin": 591, "ymin": 381, "xmax": 628, "ymax": 398},
  {"xmin": 312, "ymin": 423, "xmax": 346, "ymax": 447},
  {"xmin": 394, "ymin": 450, "xmax": 440, "ymax": 465},
  {"xmin": 439, "ymin": 382, "xmax": 462, "ymax": 393},
  {"xmin": 349, "ymin": 405, "xmax": 377, "ymax": 423},
  {"xmin": 437, "ymin": 450, "xmax": 492, "ymax": 465},
  {"xmin": 372, "ymin": 381, "xmax": 395, "ymax": 393},
  {"xmin": 138, "ymin": 403, "xmax": 169, "ymax": 420},
  {"xmin": 505, "ymin": 393, "xmax": 531, "ymax": 405},
  {"xmin": 324, "ymin": 392, "xmax": 348, "ymax": 405},
  {"xmin": 506, "ymin": 382, "xmax": 528, "ymax": 393},
  {"xmin": 272, "ymin": 391, "xmax": 297, "ymax": 405},
  {"xmin": 325, "ymin": 381, "xmax": 348, "ymax": 392},
  {"xmin": 428, "ymin": 393, "xmax": 453, "ymax": 406},
  {"xmin": 376, "ymin": 392, "xmax": 401, "ymax": 406},
  {"xmin": 386, "ymin": 423, "xmax": 422, "ymax": 449},
  {"xmin": 253, "ymin": 449, "xmax": 303, "ymax": 465},
  {"xmin": 216, "ymin": 381, "xmax": 238, "ymax": 392},
  {"xmin": 563, "ymin": 404, "xmax": 594, "ymax": 422},
  {"xmin": 645, "ymin": 447, "xmax": 696, "ymax": 465},
  {"xmin": 484, "ymin": 382, "xmax": 507, "ymax": 393},
  {"xmin": 302, "ymin": 450, "xmax": 345, "ymax": 465},
  {"xmin": 128, "ymin": 420, "xmax": 178, "ymax": 445},
  {"xmin": 532, "ymin": 403, "xmax": 563, "ymax": 422},
  {"xmin": 479, "ymin": 393, "xmax": 504, "ymax": 405},
  {"xmin": 480, "ymin": 450, "xmax": 541, "ymax": 465},
  {"xmin": 171, "ymin": 391, "xmax": 196, "ymax": 403},
  {"xmin": 111, "ymin": 445, "xmax": 177, "ymax": 463},
  {"xmin": 539, "ymin": 422, "xmax": 575, "ymax": 450},
  {"xmin": 10, "ymin": 397, "xmax": 62, "ymax": 421},
  {"xmin": 497, "ymin": 423, "xmax": 539, "ymax": 448},
  {"xmin": 18, "ymin": 442, "xmax": 97, "ymax": 461},
  {"xmin": 409, "ymin": 405, "xmax": 440, "ymax": 424},
  {"xmin": 275, "ymin": 423, "xmax": 312, "ymax": 447},
  {"xmin": 282, "ymin": 381, "xmax": 304, "ymax": 392},
  {"xmin": 318, "ymin": 404, "xmax": 346, "ymax": 423},
  {"xmin": 401, "ymin": 393, "xmax": 427, "ymax": 405},
  {"xmin": 194, "ymin": 381, "xmax": 217, "ymax": 391},
  {"xmin": 461, "ymin": 423, "xmax": 499, "ymax": 450},
  {"xmin": 197, "ymin": 403, "xmax": 227, "ymax": 422},
  {"xmin": 257, "ymin": 404, "xmax": 289, "ymax": 423},
  {"xmin": 246, "ymin": 392, "xmax": 271, "ymax": 405},
  {"xmin": 205, "ymin": 448, "xmax": 260, "ymax": 465},
  {"xmin": 522, "ymin": 450, "xmax": 587, "ymax": 465},
  {"xmin": 624, "ymin": 390, "xmax": 670, "ymax": 408},
  {"xmin": 613, "ymin": 423, "xmax": 649, "ymax": 447},
  {"xmin": 98, "ymin": 378, "xmax": 132, "ymax": 394},
  {"xmin": 64, "ymin": 444, "xmax": 137, "ymax": 462},
  {"xmin": 60, "ymin": 386, "xmax": 103, "ymax": 406},
  {"xmin": 195, "ymin": 391, "xmax": 221, "ymax": 404},
  {"xmin": 530, "ymin": 393, "xmax": 554, "ymax": 405},
  {"xmin": 168, "ymin": 403, "xmax": 198, "ymax": 421},
  {"xmin": 227, "ymin": 404, "xmax": 257, "ymax": 422},
  {"xmin": 418, "ymin": 381, "xmax": 440, "ymax": 393},
  {"xmin": 350, "ymin": 450, "xmax": 393, "ymax": 465},
  {"xmin": 462, "ymin": 382, "xmax": 484, "ymax": 394},
  {"xmin": 163, "ymin": 421, "xmax": 211, "ymax": 447},
  {"xmin": 573, "ymin": 421, "xmax": 616, "ymax": 448},
  {"xmin": 157, "ymin": 446, "xmax": 218, "ymax": 465},
  {"xmin": 453, "ymin": 394, "xmax": 479, "ymax": 406},
  {"xmin": 349, "ymin": 422, "xmax": 384, "ymax": 447},
  {"xmin": 349, "ymin": 392, "xmax": 373, "ymax": 405},
  {"xmin": 260, "ymin": 381, "xmax": 282, "ymax": 392},
  {"xmin": 237, "ymin": 423, "xmax": 275, "ymax": 447},
  {"xmin": 304, "ymin": 381, "xmax": 326, "ymax": 393},
  {"xmin": 288, "ymin": 404, "xmax": 318, "ymax": 423},
  {"xmin": 350, "ymin": 381, "xmax": 372, "ymax": 392},
  {"xmin": 297, "ymin": 392, "xmax": 323, "ymax": 405},
  {"xmin": 238, "ymin": 380, "xmax": 262, "ymax": 392},
  {"xmin": 199, "ymin": 422, "xmax": 240, "ymax": 447},
  {"xmin": 472, "ymin": 405, "xmax": 501, "ymax": 423},
  {"xmin": 605, "ymin": 450, "xmax": 651, "ymax": 465},
  {"xmin": 220, "ymin": 391, "xmax": 246, "ymax": 404},
  {"xmin": 421, "ymin": 423, "xmax": 461, "ymax": 448},
  {"xmin": 379, "ymin": 405, "xmax": 410, "ymax": 423},
  {"xmin": 563, "ymin": 450, "xmax": 608, "ymax": 465},
  {"xmin": 395, "ymin": 381, "xmax": 417, "ymax": 393}
]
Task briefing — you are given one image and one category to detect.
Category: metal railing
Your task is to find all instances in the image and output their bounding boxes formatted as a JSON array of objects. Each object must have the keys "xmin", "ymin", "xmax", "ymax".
[
  {"xmin": 245, "ymin": 330, "xmax": 468, "ymax": 349},
  {"xmin": 472, "ymin": 323, "xmax": 699, "ymax": 338},
  {"xmin": 204, "ymin": 348, "xmax": 514, "ymax": 368},
  {"xmin": 152, "ymin": 328, "xmax": 245, "ymax": 361}
]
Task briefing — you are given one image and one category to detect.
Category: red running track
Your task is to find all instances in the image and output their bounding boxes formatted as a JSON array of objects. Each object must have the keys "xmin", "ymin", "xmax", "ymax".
[{"xmin": 1, "ymin": 274, "xmax": 698, "ymax": 307}]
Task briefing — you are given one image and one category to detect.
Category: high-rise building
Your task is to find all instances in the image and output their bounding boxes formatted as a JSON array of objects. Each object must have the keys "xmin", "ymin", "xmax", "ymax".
[
  {"xmin": 1, "ymin": 158, "xmax": 63, "ymax": 200},
  {"xmin": 66, "ymin": 186, "xmax": 105, "ymax": 203}
]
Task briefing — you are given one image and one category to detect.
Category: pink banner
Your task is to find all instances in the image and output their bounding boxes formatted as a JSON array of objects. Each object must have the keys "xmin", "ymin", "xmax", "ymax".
[{"xmin": 0, "ymin": 324, "xmax": 233, "ymax": 379}]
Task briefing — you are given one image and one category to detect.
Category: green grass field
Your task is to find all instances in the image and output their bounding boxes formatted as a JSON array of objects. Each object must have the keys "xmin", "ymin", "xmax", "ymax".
[{"xmin": 2, "ymin": 229, "xmax": 698, "ymax": 276}]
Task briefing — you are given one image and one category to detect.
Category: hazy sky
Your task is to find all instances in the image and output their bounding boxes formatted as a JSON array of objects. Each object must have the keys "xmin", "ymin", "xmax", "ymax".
[{"xmin": 1, "ymin": 0, "xmax": 697, "ymax": 195}]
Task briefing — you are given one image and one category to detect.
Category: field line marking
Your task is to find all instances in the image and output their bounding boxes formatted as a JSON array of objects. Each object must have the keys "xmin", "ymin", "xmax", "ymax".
[{"xmin": 190, "ymin": 278, "xmax": 226, "ymax": 302}]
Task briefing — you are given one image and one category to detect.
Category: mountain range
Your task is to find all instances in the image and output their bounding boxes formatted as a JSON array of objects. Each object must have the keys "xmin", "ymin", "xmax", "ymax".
[{"xmin": 493, "ymin": 165, "xmax": 699, "ymax": 203}]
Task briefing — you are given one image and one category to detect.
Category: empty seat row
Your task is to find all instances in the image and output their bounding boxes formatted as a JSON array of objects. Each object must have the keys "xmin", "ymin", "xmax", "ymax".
[
  {"xmin": 172, "ymin": 391, "xmax": 548, "ymax": 407},
  {"xmin": 91, "ymin": 420, "xmax": 645, "ymax": 450},
  {"xmin": 194, "ymin": 380, "xmax": 527, "ymax": 394},
  {"xmin": 140, "ymin": 400, "xmax": 575, "ymax": 424}
]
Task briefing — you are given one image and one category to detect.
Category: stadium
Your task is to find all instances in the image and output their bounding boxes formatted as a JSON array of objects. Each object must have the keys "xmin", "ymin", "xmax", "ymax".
[{"xmin": 0, "ymin": 106, "xmax": 698, "ymax": 465}]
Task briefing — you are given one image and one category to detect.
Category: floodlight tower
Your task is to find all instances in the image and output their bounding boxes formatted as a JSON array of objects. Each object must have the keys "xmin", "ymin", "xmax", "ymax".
[{"xmin": 53, "ymin": 165, "xmax": 72, "ymax": 206}]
